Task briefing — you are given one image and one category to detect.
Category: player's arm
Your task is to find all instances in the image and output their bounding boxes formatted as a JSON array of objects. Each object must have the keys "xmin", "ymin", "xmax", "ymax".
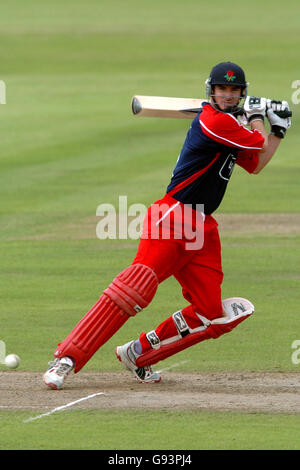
[
  {"xmin": 250, "ymin": 120, "xmax": 280, "ymax": 174},
  {"xmin": 244, "ymin": 97, "xmax": 292, "ymax": 174}
]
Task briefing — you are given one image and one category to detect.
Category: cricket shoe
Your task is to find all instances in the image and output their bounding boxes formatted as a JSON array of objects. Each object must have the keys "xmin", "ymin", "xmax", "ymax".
[
  {"xmin": 115, "ymin": 341, "xmax": 161, "ymax": 384},
  {"xmin": 43, "ymin": 356, "xmax": 74, "ymax": 390}
]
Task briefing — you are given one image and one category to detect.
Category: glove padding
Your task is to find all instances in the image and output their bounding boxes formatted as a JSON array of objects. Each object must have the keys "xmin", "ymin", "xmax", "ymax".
[
  {"xmin": 244, "ymin": 96, "xmax": 267, "ymax": 123},
  {"xmin": 266, "ymin": 99, "xmax": 291, "ymax": 139}
]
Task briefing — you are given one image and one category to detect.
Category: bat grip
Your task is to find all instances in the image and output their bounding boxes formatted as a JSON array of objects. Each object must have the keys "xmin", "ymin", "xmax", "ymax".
[{"xmin": 273, "ymin": 110, "xmax": 292, "ymax": 118}]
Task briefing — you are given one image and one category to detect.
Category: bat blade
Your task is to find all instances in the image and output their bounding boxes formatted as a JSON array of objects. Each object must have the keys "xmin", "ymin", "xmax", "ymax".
[{"xmin": 132, "ymin": 95, "xmax": 206, "ymax": 119}]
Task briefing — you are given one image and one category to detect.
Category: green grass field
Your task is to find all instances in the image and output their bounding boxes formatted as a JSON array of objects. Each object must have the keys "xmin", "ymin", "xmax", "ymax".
[{"xmin": 0, "ymin": 0, "xmax": 300, "ymax": 451}]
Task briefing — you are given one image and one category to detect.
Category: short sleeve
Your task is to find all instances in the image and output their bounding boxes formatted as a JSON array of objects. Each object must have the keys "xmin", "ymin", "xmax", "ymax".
[
  {"xmin": 199, "ymin": 105, "xmax": 265, "ymax": 151},
  {"xmin": 236, "ymin": 150, "xmax": 259, "ymax": 173}
]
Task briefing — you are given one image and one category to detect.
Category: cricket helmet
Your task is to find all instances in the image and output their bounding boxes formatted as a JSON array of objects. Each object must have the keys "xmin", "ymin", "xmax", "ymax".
[{"xmin": 205, "ymin": 61, "xmax": 248, "ymax": 114}]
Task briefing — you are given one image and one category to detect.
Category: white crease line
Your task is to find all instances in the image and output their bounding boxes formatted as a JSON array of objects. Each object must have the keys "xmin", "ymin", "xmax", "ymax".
[
  {"xmin": 23, "ymin": 392, "xmax": 105, "ymax": 423},
  {"xmin": 23, "ymin": 362, "xmax": 189, "ymax": 422},
  {"xmin": 156, "ymin": 360, "xmax": 190, "ymax": 374}
]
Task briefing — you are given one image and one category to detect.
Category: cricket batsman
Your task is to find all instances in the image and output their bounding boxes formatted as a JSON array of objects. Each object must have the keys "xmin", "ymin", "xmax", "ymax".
[{"xmin": 44, "ymin": 61, "xmax": 291, "ymax": 389}]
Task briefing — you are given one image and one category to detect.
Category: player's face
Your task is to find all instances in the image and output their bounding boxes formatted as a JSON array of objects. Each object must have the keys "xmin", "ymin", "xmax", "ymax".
[{"xmin": 212, "ymin": 85, "xmax": 242, "ymax": 111}]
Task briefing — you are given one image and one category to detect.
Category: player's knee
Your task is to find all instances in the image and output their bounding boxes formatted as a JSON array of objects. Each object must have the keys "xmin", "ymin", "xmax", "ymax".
[
  {"xmin": 184, "ymin": 297, "xmax": 254, "ymax": 338},
  {"xmin": 208, "ymin": 297, "xmax": 255, "ymax": 338},
  {"xmin": 192, "ymin": 299, "xmax": 223, "ymax": 322},
  {"xmin": 103, "ymin": 264, "xmax": 158, "ymax": 317}
]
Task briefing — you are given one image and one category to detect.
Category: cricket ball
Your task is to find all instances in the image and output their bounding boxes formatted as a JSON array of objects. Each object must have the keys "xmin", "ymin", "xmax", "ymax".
[{"xmin": 5, "ymin": 354, "xmax": 20, "ymax": 369}]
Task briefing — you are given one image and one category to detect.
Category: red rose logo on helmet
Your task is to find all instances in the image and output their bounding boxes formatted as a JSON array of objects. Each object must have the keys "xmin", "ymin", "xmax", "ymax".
[{"xmin": 224, "ymin": 70, "xmax": 236, "ymax": 82}]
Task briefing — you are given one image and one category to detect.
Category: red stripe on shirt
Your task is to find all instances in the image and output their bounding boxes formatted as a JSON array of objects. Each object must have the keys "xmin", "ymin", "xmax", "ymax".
[{"xmin": 168, "ymin": 153, "xmax": 221, "ymax": 197}]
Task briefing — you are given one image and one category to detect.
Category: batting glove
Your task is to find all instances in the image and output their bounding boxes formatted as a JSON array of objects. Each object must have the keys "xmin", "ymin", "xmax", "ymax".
[
  {"xmin": 266, "ymin": 99, "xmax": 291, "ymax": 139},
  {"xmin": 244, "ymin": 96, "xmax": 267, "ymax": 124}
]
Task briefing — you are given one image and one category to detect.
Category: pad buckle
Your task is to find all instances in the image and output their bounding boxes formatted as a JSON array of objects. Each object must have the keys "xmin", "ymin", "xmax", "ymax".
[
  {"xmin": 146, "ymin": 330, "xmax": 161, "ymax": 349},
  {"xmin": 172, "ymin": 311, "xmax": 190, "ymax": 337}
]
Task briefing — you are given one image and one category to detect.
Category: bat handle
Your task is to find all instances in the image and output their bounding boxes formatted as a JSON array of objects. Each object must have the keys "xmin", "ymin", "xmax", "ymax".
[{"xmin": 273, "ymin": 110, "xmax": 292, "ymax": 118}]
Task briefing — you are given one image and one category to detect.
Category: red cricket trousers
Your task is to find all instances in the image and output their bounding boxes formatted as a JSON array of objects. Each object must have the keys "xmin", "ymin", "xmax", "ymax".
[{"xmin": 131, "ymin": 193, "xmax": 224, "ymax": 353}]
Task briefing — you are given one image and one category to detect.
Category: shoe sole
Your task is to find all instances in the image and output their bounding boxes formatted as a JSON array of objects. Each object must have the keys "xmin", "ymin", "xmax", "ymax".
[
  {"xmin": 115, "ymin": 346, "xmax": 161, "ymax": 384},
  {"xmin": 43, "ymin": 372, "xmax": 64, "ymax": 390},
  {"xmin": 115, "ymin": 345, "xmax": 133, "ymax": 372},
  {"xmin": 43, "ymin": 377, "xmax": 59, "ymax": 390}
]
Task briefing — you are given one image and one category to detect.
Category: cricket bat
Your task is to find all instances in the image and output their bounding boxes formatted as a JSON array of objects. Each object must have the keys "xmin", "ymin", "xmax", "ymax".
[{"xmin": 131, "ymin": 95, "xmax": 292, "ymax": 119}]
